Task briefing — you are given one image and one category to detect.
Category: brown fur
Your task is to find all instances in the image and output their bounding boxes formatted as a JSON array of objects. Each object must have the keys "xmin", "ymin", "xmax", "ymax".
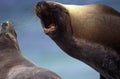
[{"xmin": 35, "ymin": 1, "xmax": 120, "ymax": 79}]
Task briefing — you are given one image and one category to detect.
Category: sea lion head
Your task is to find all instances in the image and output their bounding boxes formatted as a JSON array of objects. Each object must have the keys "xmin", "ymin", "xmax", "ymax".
[
  {"xmin": 35, "ymin": 1, "xmax": 72, "ymax": 38},
  {"xmin": 0, "ymin": 21, "xmax": 19, "ymax": 50}
]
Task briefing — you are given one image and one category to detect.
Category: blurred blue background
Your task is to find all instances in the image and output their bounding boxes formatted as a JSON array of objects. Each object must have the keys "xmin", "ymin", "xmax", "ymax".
[{"xmin": 0, "ymin": 0, "xmax": 120, "ymax": 79}]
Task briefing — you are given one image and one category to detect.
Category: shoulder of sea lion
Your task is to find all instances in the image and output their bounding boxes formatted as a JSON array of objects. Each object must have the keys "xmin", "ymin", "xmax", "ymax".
[
  {"xmin": 61, "ymin": 3, "xmax": 120, "ymax": 17},
  {"xmin": 89, "ymin": 4, "xmax": 120, "ymax": 16}
]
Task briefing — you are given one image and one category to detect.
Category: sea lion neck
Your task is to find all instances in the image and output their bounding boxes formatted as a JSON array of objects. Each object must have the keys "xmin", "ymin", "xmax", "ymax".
[{"xmin": 0, "ymin": 21, "xmax": 19, "ymax": 50}]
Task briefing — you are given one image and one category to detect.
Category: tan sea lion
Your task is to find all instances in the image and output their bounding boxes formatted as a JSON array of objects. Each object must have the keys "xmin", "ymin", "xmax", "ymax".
[
  {"xmin": 0, "ymin": 21, "xmax": 62, "ymax": 79},
  {"xmin": 35, "ymin": 1, "xmax": 120, "ymax": 79}
]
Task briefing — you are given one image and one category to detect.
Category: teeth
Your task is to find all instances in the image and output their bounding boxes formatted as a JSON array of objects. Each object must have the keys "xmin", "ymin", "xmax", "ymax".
[{"xmin": 43, "ymin": 24, "xmax": 56, "ymax": 34}]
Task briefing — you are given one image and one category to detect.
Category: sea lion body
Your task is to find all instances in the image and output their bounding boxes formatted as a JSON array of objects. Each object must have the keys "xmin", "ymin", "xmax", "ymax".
[
  {"xmin": 65, "ymin": 4, "xmax": 120, "ymax": 48},
  {"xmin": 0, "ymin": 21, "xmax": 62, "ymax": 79},
  {"xmin": 35, "ymin": 1, "xmax": 120, "ymax": 79}
]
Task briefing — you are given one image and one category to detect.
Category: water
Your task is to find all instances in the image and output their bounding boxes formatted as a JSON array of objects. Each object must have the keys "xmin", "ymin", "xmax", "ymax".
[{"xmin": 0, "ymin": 0, "xmax": 120, "ymax": 79}]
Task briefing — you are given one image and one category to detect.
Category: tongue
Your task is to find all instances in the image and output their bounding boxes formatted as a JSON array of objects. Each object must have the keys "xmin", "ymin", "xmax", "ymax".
[{"xmin": 43, "ymin": 24, "xmax": 56, "ymax": 33}]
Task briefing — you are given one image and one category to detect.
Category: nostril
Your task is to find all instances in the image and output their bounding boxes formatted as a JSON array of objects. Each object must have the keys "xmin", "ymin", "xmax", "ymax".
[
  {"xmin": 35, "ymin": 1, "xmax": 50, "ymax": 17},
  {"xmin": 36, "ymin": 1, "xmax": 49, "ymax": 10},
  {"xmin": 36, "ymin": 1, "xmax": 47, "ymax": 7}
]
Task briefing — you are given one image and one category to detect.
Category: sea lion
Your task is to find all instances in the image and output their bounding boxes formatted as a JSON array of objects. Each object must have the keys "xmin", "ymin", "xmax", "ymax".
[
  {"xmin": 35, "ymin": 1, "xmax": 120, "ymax": 79},
  {"xmin": 0, "ymin": 21, "xmax": 62, "ymax": 79}
]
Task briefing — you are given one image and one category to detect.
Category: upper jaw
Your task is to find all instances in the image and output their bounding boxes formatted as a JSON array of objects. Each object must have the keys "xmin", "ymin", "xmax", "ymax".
[
  {"xmin": 35, "ymin": 1, "xmax": 51, "ymax": 18},
  {"xmin": 35, "ymin": 1, "xmax": 58, "ymax": 37}
]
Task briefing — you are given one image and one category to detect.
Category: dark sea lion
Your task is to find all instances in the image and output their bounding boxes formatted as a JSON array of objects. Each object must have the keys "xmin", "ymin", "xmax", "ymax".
[
  {"xmin": 0, "ymin": 21, "xmax": 62, "ymax": 79},
  {"xmin": 35, "ymin": 1, "xmax": 120, "ymax": 79}
]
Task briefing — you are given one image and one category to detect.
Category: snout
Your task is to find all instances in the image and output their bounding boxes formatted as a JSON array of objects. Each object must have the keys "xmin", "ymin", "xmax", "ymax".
[
  {"xmin": 0, "ymin": 21, "xmax": 16, "ymax": 37},
  {"xmin": 35, "ymin": 1, "xmax": 51, "ymax": 17},
  {"xmin": 36, "ymin": 1, "xmax": 49, "ymax": 10},
  {"xmin": 0, "ymin": 21, "xmax": 12, "ymax": 34},
  {"xmin": 35, "ymin": 1, "xmax": 60, "ymax": 38}
]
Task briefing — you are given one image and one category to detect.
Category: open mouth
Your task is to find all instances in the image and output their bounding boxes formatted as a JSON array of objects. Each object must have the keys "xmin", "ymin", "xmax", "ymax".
[
  {"xmin": 43, "ymin": 23, "xmax": 56, "ymax": 34},
  {"xmin": 35, "ymin": 1, "xmax": 57, "ymax": 35}
]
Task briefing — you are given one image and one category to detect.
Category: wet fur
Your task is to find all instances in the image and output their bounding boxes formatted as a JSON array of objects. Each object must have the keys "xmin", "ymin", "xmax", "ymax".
[{"xmin": 35, "ymin": 1, "xmax": 120, "ymax": 79}]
